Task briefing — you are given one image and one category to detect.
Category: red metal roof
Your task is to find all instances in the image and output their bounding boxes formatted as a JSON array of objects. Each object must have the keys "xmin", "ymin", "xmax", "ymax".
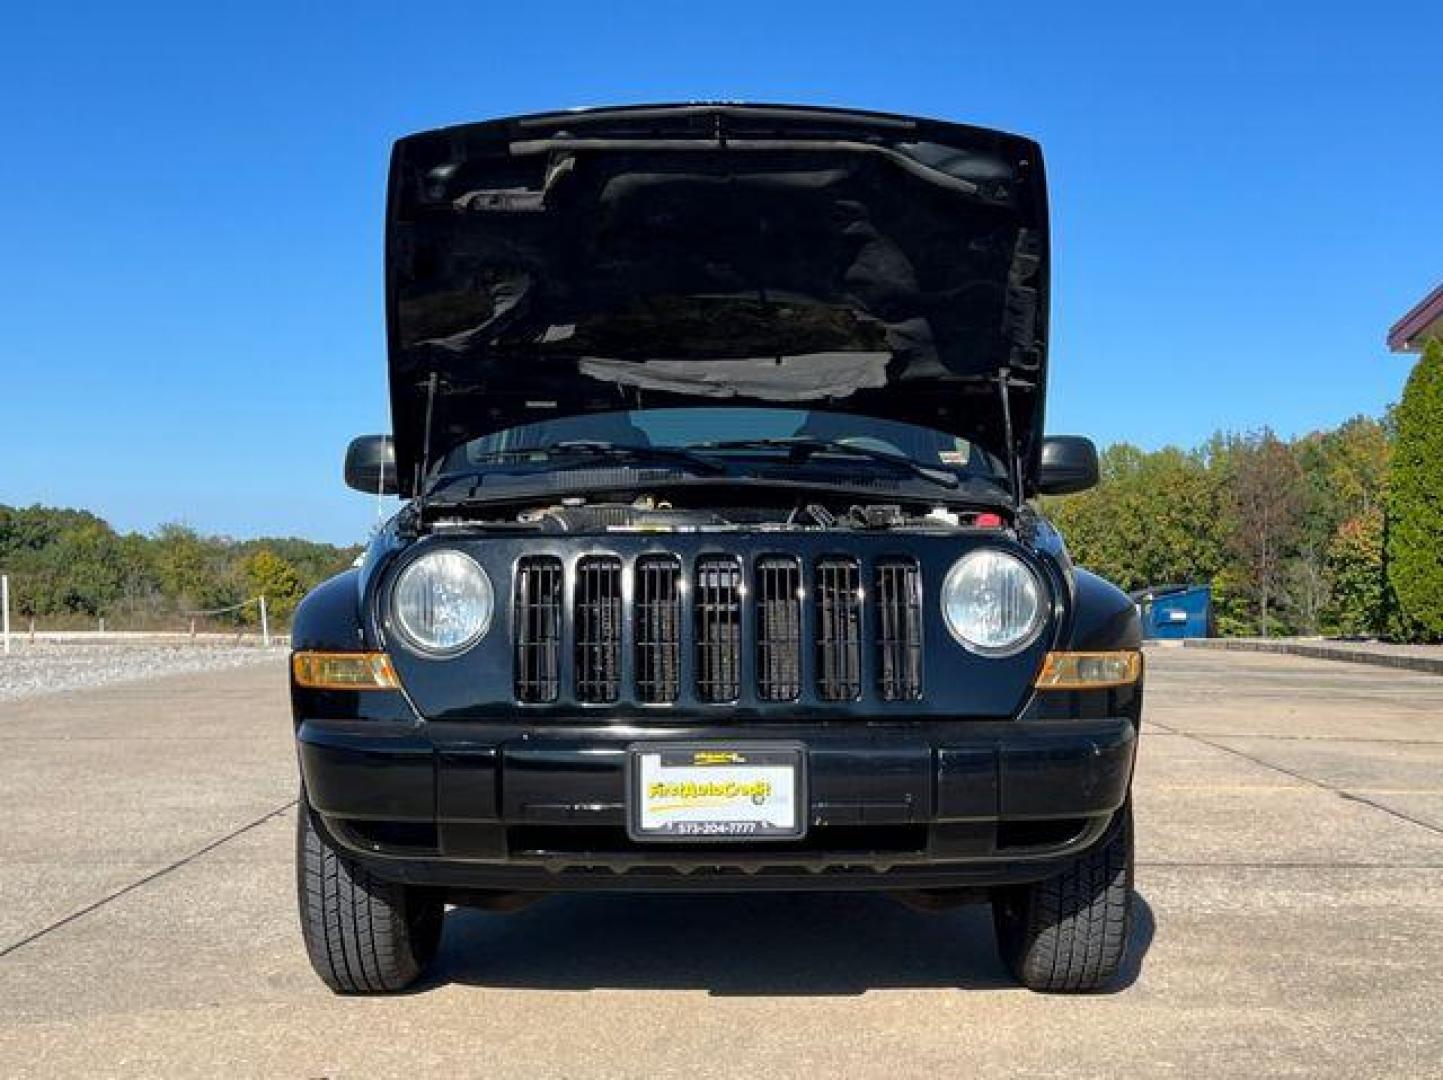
[{"xmin": 1388, "ymin": 282, "xmax": 1443, "ymax": 352}]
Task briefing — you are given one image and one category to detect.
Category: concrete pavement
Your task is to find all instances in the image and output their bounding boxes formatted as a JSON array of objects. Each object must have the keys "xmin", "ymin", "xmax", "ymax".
[{"xmin": 1, "ymin": 649, "xmax": 1441, "ymax": 1077}]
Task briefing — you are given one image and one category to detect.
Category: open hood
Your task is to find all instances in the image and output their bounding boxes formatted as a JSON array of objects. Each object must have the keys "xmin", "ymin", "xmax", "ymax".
[{"xmin": 386, "ymin": 104, "xmax": 1050, "ymax": 496}]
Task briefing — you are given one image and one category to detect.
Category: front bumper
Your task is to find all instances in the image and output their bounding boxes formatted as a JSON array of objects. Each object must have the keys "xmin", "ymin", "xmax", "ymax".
[{"xmin": 297, "ymin": 717, "xmax": 1137, "ymax": 891}]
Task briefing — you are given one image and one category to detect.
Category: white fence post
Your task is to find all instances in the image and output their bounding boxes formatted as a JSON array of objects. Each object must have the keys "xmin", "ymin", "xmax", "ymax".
[
  {"xmin": 1, "ymin": 575, "xmax": 10, "ymax": 656},
  {"xmin": 259, "ymin": 595, "xmax": 271, "ymax": 649}
]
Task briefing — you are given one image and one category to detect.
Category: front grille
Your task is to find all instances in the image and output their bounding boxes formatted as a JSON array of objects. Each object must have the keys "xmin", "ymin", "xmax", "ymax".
[
  {"xmin": 694, "ymin": 556, "xmax": 743, "ymax": 702},
  {"xmin": 508, "ymin": 553, "xmax": 923, "ymax": 706},
  {"xmin": 574, "ymin": 556, "xmax": 622, "ymax": 703},
  {"xmin": 514, "ymin": 556, "xmax": 562, "ymax": 703},
  {"xmin": 634, "ymin": 556, "xmax": 682, "ymax": 703},
  {"xmin": 815, "ymin": 558, "xmax": 863, "ymax": 701},
  {"xmin": 876, "ymin": 560, "xmax": 924, "ymax": 701},
  {"xmin": 756, "ymin": 556, "xmax": 803, "ymax": 701}
]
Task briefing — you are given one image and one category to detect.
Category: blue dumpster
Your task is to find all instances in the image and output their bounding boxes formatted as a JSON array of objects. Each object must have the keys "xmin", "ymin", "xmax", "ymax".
[{"xmin": 1132, "ymin": 584, "xmax": 1212, "ymax": 640}]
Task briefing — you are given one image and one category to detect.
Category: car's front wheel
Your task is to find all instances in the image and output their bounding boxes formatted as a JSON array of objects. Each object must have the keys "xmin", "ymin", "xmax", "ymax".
[
  {"xmin": 991, "ymin": 804, "xmax": 1134, "ymax": 993},
  {"xmin": 296, "ymin": 798, "xmax": 444, "ymax": 994}
]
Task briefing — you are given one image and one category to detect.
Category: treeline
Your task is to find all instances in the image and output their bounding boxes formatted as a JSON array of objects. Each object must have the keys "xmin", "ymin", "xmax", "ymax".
[
  {"xmin": 1057, "ymin": 341, "xmax": 1443, "ymax": 642},
  {"xmin": 0, "ymin": 505, "xmax": 360, "ymax": 629},
  {"xmin": 1048, "ymin": 418, "xmax": 1394, "ymax": 637}
]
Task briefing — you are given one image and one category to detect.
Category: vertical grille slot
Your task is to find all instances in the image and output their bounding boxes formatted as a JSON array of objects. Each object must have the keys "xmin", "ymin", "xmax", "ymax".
[
  {"xmin": 756, "ymin": 556, "xmax": 802, "ymax": 702},
  {"xmin": 694, "ymin": 556, "xmax": 743, "ymax": 702},
  {"xmin": 876, "ymin": 559, "xmax": 923, "ymax": 701},
  {"xmin": 815, "ymin": 558, "xmax": 862, "ymax": 701},
  {"xmin": 514, "ymin": 557, "xmax": 562, "ymax": 703},
  {"xmin": 634, "ymin": 556, "xmax": 682, "ymax": 703},
  {"xmin": 574, "ymin": 556, "xmax": 622, "ymax": 703}
]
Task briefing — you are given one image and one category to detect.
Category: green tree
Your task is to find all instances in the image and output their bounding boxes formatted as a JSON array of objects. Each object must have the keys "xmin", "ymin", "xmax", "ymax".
[
  {"xmin": 51, "ymin": 520, "xmax": 127, "ymax": 616},
  {"xmin": 233, "ymin": 537, "xmax": 362, "ymax": 586},
  {"xmin": 1325, "ymin": 509, "xmax": 1389, "ymax": 637},
  {"xmin": 114, "ymin": 532, "xmax": 163, "ymax": 622},
  {"xmin": 1386, "ymin": 339, "xmax": 1443, "ymax": 639},
  {"xmin": 0, "ymin": 503, "xmax": 356, "ymax": 628},
  {"xmin": 1287, "ymin": 416, "xmax": 1393, "ymax": 634},
  {"xmin": 1048, "ymin": 444, "xmax": 1227, "ymax": 592},
  {"xmin": 241, "ymin": 548, "xmax": 306, "ymax": 622},
  {"xmin": 0, "ymin": 512, "xmax": 126, "ymax": 618},
  {"xmin": 1294, "ymin": 415, "xmax": 1392, "ymax": 541},
  {"xmin": 152, "ymin": 523, "xmax": 238, "ymax": 614}
]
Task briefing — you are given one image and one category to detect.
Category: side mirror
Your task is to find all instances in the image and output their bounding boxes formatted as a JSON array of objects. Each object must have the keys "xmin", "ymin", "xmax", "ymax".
[
  {"xmin": 1038, "ymin": 436, "xmax": 1099, "ymax": 495},
  {"xmin": 344, "ymin": 435, "xmax": 399, "ymax": 495}
]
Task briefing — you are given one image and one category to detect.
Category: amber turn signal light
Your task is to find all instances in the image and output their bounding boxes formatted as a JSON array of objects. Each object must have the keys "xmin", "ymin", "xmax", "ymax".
[
  {"xmin": 292, "ymin": 651, "xmax": 400, "ymax": 690},
  {"xmin": 1034, "ymin": 651, "xmax": 1142, "ymax": 690}
]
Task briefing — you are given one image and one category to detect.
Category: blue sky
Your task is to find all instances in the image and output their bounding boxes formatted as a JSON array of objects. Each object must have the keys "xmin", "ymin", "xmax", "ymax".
[{"xmin": 2, "ymin": 1, "xmax": 1439, "ymax": 545}]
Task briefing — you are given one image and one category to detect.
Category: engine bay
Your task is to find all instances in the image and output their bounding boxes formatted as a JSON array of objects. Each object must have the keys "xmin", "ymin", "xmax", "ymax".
[{"xmin": 426, "ymin": 495, "xmax": 1011, "ymax": 535}]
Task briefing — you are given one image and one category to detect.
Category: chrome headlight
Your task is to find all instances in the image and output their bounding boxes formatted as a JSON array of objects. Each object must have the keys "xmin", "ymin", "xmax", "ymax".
[
  {"xmin": 390, "ymin": 550, "xmax": 493, "ymax": 654},
  {"xmin": 941, "ymin": 549, "xmax": 1046, "ymax": 656}
]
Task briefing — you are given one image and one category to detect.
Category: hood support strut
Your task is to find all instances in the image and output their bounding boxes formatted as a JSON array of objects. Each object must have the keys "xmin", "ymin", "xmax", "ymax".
[
  {"xmin": 996, "ymin": 368, "xmax": 1023, "ymax": 509},
  {"xmin": 416, "ymin": 371, "xmax": 440, "ymax": 518}
]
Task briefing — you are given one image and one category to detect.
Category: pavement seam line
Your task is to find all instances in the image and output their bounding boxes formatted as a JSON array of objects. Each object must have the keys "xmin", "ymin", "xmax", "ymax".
[
  {"xmin": 1148, "ymin": 720, "xmax": 1443, "ymax": 839},
  {"xmin": 0, "ymin": 799, "xmax": 297, "ymax": 961},
  {"xmin": 1144, "ymin": 732, "xmax": 1443, "ymax": 746},
  {"xmin": 1138, "ymin": 860, "xmax": 1443, "ymax": 869}
]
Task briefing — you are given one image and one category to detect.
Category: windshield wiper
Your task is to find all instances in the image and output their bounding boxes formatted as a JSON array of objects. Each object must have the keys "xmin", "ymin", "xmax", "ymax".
[
  {"xmin": 690, "ymin": 437, "xmax": 960, "ymax": 490},
  {"xmin": 544, "ymin": 440, "xmax": 728, "ymax": 475},
  {"xmin": 428, "ymin": 441, "xmax": 727, "ymax": 493}
]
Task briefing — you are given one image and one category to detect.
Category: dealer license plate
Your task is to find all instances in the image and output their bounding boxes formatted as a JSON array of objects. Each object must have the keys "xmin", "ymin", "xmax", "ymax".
[{"xmin": 627, "ymin": 743, "xmax": 806, "ymax": 841}]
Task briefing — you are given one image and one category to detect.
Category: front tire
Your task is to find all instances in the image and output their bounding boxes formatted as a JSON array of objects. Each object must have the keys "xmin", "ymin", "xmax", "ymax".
[
  {"xmin": 296, "ymin": 800, "xmax": 444, "ymax": 994},
  {"xmin": 991, "ymin": 804, "xmax": 1134, "ymax": 993}
]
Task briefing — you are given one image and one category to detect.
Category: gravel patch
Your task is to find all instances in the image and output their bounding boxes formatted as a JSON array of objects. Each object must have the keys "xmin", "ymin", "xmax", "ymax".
[{"xmin": 0, "ymin": 642, "xmax": 284, "ymax": 703}]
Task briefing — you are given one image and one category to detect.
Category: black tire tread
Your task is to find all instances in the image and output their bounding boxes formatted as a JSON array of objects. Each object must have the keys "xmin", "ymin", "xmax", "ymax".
[
  {"xmin": 296, "ymin": 802, "xmax": 442, "ymax": 994},
  {"xmin": 993, "ymin": 805, "xmax": 1133, "ymax": 993}
]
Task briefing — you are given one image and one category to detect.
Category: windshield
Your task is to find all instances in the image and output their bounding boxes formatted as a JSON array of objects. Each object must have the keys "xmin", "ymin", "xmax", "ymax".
[{"xmin": 437, "ymin": 409, "xmax": 1005, "ymax": 479}]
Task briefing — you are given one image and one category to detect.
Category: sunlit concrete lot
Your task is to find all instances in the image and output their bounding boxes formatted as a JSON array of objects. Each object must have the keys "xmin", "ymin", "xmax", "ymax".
[{"xmin": 1, "ymin": 649, "xmax": 1440, "ymax": 1078}]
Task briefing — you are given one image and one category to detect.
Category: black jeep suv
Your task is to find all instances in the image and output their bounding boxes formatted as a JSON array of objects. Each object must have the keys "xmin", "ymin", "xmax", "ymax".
[{"xmin": 291, "ymin": 104, "xmax": 1143, "ymax": 995}]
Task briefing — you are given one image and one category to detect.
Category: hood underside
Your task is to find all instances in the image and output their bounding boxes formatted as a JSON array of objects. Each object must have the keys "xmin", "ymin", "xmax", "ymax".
[{"xmin": 386, "ymin": 104, "xmax": 1050, "ymax": 496}]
